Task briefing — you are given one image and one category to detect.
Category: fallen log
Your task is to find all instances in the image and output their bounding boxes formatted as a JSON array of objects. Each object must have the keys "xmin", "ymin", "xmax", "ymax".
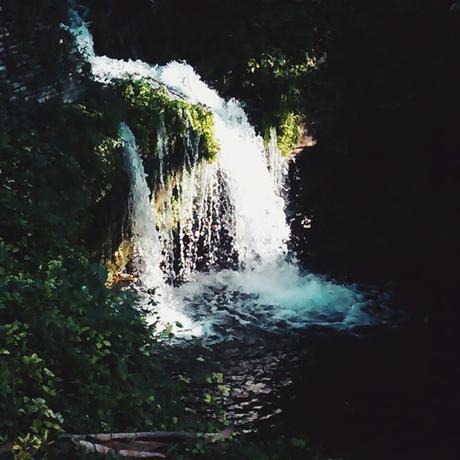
[
  {"xmin": 65, "ymin": 431, "xmax": 194, "ymax": 442},
  {"xmin": 66, "ymin": 426, "xmax": 233, "ymax": 458},
  {"xmin": 76, "ymin": 440, "xmax": 166, "ymax": 458},
  {"xmin": 64, "ymin": 426, "xmax": 233, "ymax": 443},
  {"xmin": 118, "ymin": 449, "xmax": 166, "ymax": 458},
  {"xmin": 104, "ymin": 440, "xmax": 168, "ymax": 452}
]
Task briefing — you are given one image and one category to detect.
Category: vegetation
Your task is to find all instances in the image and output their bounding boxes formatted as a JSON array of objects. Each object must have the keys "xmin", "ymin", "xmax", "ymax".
[
  {"xmin": 276, "ymin": 112, "xmax": 303, "ymax": 157},
  {"xmin": 115, "ymin": 79, "xmax": 219, "ymax": 164}
]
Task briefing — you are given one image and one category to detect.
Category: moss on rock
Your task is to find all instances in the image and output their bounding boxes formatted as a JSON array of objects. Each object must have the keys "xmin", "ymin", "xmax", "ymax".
[{"xmin": 114, "ymin": 79, "xmax": 220, "ymax": 163}]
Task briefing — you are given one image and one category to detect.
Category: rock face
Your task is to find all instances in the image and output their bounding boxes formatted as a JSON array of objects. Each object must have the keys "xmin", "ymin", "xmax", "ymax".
[{"xmin": 0, "ymin": 1, "xmax": 82, "ymax": 102}]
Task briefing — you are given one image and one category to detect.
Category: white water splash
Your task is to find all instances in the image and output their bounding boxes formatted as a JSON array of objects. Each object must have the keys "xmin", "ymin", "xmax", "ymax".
[
  {"xmin": 173, "ymin": 265, "xmax": 377, "ymax": 340},
  {"xmin": 69, "ymin": 10, "xmax": 388, "ymax": 340}
]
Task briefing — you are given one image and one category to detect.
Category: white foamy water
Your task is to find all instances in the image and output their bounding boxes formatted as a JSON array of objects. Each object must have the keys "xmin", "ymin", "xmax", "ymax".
[
  {"xmin": 172, "ymin": 264, "xmax": 378, "ymax": 339},
  {"xmin": 69, "ymin": 10, "xmax": 387, "ymax": 340}
]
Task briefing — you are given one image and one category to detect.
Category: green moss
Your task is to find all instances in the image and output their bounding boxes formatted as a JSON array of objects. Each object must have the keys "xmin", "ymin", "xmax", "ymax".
[
  {"xmin": 187, "ymin": 103, "xmax": 220, "ymax": 162},
  {"xmin": 277, "ymin": 112, "xmax": 302, "ymax": 157},
  {"xmin": 114, "ymin": 79, "xmax": 220, "ymax": 163}
]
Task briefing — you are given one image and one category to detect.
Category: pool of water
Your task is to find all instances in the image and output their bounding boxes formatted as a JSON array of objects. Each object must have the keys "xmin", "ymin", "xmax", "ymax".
[{"xmin": 172, "ymin": 318, "xmax": 460, "ymax": 460}]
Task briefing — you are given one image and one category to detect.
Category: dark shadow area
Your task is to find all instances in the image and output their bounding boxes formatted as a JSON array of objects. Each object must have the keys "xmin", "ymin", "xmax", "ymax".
[{"xmin": 281, "ymin": 324, "xmax": 460, "ymax": 460}]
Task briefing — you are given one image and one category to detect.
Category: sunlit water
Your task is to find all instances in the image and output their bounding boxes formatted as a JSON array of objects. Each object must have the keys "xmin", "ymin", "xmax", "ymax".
[{"xmin": 69, "ymin": 9, "xmax": 392, "ymax": 342}]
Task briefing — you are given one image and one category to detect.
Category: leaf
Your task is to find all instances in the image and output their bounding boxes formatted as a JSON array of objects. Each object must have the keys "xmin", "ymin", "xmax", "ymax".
[
  {"xmin": 212, "ymin": 372, "xmax": 224, "ymax": 384},
  {"xmin": 32, "ymin": 418, "xmax": 42, "ymax": 433},
  {"xmin": 217, "ymin": 385, "xmax": 230, "ymax": 396}
]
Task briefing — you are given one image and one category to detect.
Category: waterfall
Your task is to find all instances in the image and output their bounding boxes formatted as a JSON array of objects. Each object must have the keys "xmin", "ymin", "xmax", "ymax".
[
  {"xmin": 120, "ymin": 122, "xmax": 204, "ymax": 335},
  {"xmin": 119, "ymin": 123, "xmax": 164, "ymax": 290},
  {"xmin": 68, "ymin": 10, "xmax": 387, "ymax": 339},
  {"xmin": 68, "ymin": 11, "xmax": 289, "ymax": 269}
]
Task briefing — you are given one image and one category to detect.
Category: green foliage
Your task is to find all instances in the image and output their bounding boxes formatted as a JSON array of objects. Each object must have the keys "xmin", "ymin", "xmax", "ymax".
[
  {"xmin": 247, "ymin": 51, "xmax": 320, "ymax": 81},
  {"xmin": 245, "ymin": 49, "xmax": 323, "ymax": 131},
  {"xmin": 276, "ymin": 112, "xmax": 302, "ymax": 157},
  {"xmin": 0, "ymin": 240, "xmax": 187, "ymax": 458},
  {"xmin": 187, "ymin": 105, "xmax": 220, "ymax": 163},
  {"xmin": 115, "ymin": 79, "xmax": 219, "ymax": 163}
]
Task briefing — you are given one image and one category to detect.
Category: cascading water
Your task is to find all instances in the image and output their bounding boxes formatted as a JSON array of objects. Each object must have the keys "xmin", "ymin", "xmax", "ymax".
[
  {"xmin": 69, "ymin": 10, "xmax": 386, "ymax": 340},
  {"xmin": 119, "ymin": 122, "xmax": 163, "ymax": 291},
  {"xmin": 119, "ymin": 122, "xmax": 203, "ymax": 335}
]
